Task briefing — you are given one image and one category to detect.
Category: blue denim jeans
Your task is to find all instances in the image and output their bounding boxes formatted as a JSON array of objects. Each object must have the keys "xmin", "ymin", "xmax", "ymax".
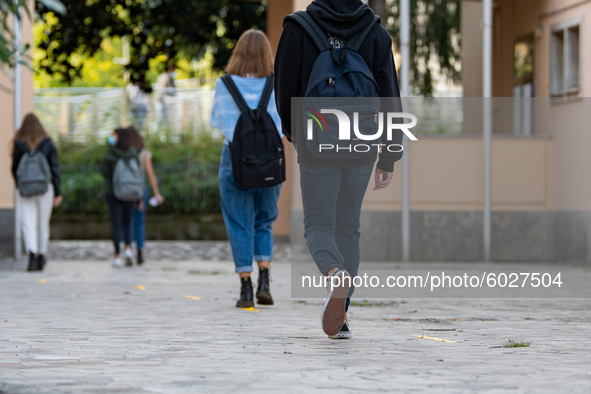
[
  {"xmin": 299, "ymin": 163, "xmax": 373, "ymax": 306},
  {"xmin": 219, "ymin": 145, "xmax": 281, "ymax": 273},
  {"xmin": 133, "ymin": 187, "xmax": 149, "ymax": 249},
  {"xmin": 120, "ymin": 187, "xmax": 148, "ymax": 249}
]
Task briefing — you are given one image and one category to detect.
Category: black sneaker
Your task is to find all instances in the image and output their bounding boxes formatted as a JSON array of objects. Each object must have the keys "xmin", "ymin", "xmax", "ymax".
[
  {"xmin": 256, "ymin": 267, "xmax": 274, "ymax": 305},
  {"xmin": 236, "ymin": 277, "xmax": 254, "ymax": 308},
  {"xmin": 27, "ymin": 252, "xmax": 38, "ymax": 272},
  {"xmin": 37, "ymin": 255, "xmax": 47, "ymax": 271},
  {"xmin": 321, "ymin": 269, "xmax": 350, "ymax": 336},
  {"xmin": 329, "ymin": 321, "xmax": 352, "ymax": 339},
  {"xmin": 137, "ymin": 249, "xmax": 144, "ymax": 265}
]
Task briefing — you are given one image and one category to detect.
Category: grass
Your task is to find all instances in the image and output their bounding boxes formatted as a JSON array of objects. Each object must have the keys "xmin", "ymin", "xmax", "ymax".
[
  {"xmin": 503, "ymin": 339, "xmax": 530, "ymax": 348},
  {"xmin": 161, "ymin": 267, "xmax": 178, "ymax": 272},
  {"xmin": 188, "ymin": 270, "xmax": 223, "ymax": 275},
  {"xmin": 349, "ymin": 300, "xmax": 393, "ymax": 307}
]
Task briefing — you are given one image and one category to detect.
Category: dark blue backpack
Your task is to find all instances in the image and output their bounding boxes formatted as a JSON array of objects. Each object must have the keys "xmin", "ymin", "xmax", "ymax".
[{"xmin": 286, "ymin": 11, "xmax": 381, "ymax": 160}]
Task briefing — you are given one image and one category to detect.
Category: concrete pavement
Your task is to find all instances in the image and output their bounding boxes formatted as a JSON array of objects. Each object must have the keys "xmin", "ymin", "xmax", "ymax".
[{"xmin": 1, "ymin": 241, "xmax": 591, "ymax": 393}]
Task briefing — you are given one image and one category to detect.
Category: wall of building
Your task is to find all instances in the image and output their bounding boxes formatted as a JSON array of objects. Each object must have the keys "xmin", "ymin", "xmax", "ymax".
[
  {"xmin": 461, "ymin": 1, "xmax": 483, "ymax": 97},
  {"xmin": 0, "ymin": 7, "xmax": 34, "ymax": 257},
  {"xmin": 290, "ymin": 137, "xmax": 566, "ymax": 261}
]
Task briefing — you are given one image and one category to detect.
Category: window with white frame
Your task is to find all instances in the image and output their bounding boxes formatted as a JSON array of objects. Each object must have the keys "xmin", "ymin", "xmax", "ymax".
[{"xmin": 551, "ymin": 17, "xmax": 581, "ymax": 97}]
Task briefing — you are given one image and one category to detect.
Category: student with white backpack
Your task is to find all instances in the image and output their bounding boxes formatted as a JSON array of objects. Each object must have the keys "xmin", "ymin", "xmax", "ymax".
[
  {"xmin": 11, "ymin": 113, "xmax": 62, "ymax": 271},
  {"xmin": 101, "ymin": 128, "xmax": 144, "ymax": 267}
]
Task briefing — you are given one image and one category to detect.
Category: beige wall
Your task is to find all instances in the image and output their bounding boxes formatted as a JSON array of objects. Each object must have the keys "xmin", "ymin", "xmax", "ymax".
[
  {"xmin": 492, "ymin": 0, "xmax": 538, "ymax": 97},
  {"xmin": 0, "ymin": 5, "xmax": 34, "ymax": 209},
  {"xmin": 291, "ymin": 137, "xmax": 553, "ymax": 212},
  {"xmin": 461, "ymin": 1, "xmax": 483, "ymax": 97}
]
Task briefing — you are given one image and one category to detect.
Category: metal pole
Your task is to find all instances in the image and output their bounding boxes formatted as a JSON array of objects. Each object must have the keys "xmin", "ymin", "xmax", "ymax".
[
  {"xmin": 400, "ymin": 0, "xmax": 410, "ymax": 262},
  {"xmin": 483, "ymin": 0, "xmax": 492, "ymax": 262},
  {"xmin": 13, "ymin": 12, "xmax": 22, "ymax": 260}
]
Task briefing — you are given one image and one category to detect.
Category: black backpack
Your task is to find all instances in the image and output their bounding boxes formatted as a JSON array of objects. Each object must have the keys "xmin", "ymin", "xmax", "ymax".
[{"xmin": 221, "ymin": 74, "xmax": 285, "ymax": 188}]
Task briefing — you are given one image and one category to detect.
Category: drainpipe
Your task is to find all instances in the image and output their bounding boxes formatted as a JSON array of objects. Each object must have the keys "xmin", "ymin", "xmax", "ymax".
[
  {"xmin": 13, "ymin": 12, "xmax": 22, "ymax": 260},
  {"xmin": 483, "ymin": 0, "xmax": 492, "ymax": 262},
  {"xmin": 400, "ymin": 0, "xmax": 410, "ymax": 262}
]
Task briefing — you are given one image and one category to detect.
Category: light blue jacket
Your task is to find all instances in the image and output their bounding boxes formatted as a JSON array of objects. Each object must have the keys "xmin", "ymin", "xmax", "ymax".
[{"xmin": 211, "ymin": 75, "xmax": 283, "ymax": 145}]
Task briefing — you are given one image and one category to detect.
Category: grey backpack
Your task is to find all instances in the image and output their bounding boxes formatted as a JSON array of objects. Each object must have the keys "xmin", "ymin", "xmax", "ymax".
[
  {"xmin": 16, "ymin": 140, "xmax": 52, "ymax": 197},
  {"xmin": 112, "ymin": 155, "xmax": 144, "ymax": 201}
]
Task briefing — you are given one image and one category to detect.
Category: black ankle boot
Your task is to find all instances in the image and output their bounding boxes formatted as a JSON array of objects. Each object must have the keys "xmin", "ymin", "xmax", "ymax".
[
  {"xmin": 37, "ymin": 254, "xmax": 46, "ymax": 271},
  {"xmin": 27, "ymin": 252, "xmax": 38, "ymax": 271},
  {"xmin": 236, "ymin": 277, "xmax": 254, "ymax": 308},
  {"xmin": 137, "ymin": 249, "xmax": 144, "ymax": 265},
  {"xmin": 256, "ymin": 267, "xmax": 274, "ymax": 305}
]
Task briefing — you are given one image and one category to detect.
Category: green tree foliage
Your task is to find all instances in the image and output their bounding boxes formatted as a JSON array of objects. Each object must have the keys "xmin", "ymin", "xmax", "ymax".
[
  {"xmin": 0, "ymin": 0, "xmax": 65, "ymax": 92},
  {"xmin": 35, "ymin": 0, "xmax": 266, "ymax": 87},
  {"xmin": 386, "ymin": 0, "xmax": 461, "ymax": 95}
]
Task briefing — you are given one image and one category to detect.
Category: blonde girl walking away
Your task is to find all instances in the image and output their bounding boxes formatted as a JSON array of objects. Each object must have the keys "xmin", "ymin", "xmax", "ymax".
[{"xmin": 211, "ymin": 29, "xmax": 285, "ymax": 308}]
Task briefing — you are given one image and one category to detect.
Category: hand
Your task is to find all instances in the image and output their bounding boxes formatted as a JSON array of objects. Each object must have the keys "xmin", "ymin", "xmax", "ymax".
[
  {"xmin": 138, "ymin": 201, "xmax": 144, "ymax": 211},
  {"xmin": 373, "ymin": 168, "xmax": 393, "ymax": 191},
  {"xmin": 155, "ymin": 194, "xmax": 164, "ymax": 205},
  {"xmin": 53, "ymin": 196, "xmax": 63, "ymax": 207}
]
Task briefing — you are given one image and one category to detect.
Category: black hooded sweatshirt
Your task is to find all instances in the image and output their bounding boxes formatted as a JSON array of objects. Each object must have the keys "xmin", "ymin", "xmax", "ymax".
[{"xmin": 274, "ymin": 0, "xmax": 403, "ymax": 172}]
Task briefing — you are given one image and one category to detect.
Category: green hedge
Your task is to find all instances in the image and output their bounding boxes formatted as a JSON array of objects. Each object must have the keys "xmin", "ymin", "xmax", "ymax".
[
  {"xmin": 54, "ymin": 133, "xmax": 224, "ymax": 216},
  {"xmin": 58, "ymin": 132, "xmax": 224, "ymax": 165}
]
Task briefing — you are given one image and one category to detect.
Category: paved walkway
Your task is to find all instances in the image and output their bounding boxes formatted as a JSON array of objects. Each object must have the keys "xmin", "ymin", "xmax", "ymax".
[{"xmin": 1, "ymin": 241, "xmax": 591, "ymax": 393}]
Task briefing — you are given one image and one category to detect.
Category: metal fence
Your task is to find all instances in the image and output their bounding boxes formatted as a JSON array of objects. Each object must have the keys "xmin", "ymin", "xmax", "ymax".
[
  {"xmin": 55, "ymin": 162, "xmax": 221, "ymax": 216},
  {"xmin": 34, "ymin": 85, "xmax": 216, "ymax": 143}
]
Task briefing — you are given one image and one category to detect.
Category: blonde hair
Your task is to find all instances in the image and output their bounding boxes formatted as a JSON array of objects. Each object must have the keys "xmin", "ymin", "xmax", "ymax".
[
  {"xmin": 225, "ymin": 29, "xmax": 274, "ymax": 78},
  {"xmin": 13, "ymin": 113, "xmax": 50, "ymax": 152}
]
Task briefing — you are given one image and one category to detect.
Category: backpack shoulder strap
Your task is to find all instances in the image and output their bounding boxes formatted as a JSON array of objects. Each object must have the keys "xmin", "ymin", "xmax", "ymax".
[
  {"xmin": 220, "ymin": 74, "xmax": 249, "ymax": 112},
  {"xmin": 345, "ymin": 15, "xmax": 380, "ymax": 52},
  {"xmin": 257, "ymin": 75, "xmax": 274, "ymax": 110},
  {"xmin": 284, "ymin": 11, "xmax": 331, "ymax": 53}
]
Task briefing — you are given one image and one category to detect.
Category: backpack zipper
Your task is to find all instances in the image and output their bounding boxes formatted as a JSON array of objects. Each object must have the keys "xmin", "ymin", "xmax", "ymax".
[{"xmin": 328, "ymin": 78, "xmax": 338, "ymax": 97}]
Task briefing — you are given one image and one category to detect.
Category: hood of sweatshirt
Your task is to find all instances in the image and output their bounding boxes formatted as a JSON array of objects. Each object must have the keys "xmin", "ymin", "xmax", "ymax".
[{"xmin": 306, "ymin": 0, "xmax": 378, "ymax": 41}]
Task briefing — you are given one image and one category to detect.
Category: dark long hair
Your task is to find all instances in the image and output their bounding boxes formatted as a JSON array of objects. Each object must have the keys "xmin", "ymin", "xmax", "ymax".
[
  {"xmin": 13, "ymin": 113, "xmax": 51, "ymax": 153},
  {"xmin": 113, "ymin": 128, "xmax": 132, "ymax": 150},
  {"xmin": 126, "ymin": 127, "xmax": 145, "ymax": 151}
]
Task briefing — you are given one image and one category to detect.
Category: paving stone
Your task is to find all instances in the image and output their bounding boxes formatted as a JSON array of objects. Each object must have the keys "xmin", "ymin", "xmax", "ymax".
[{"xmin": 0, "ymin": 241, "xmax": 590, "ymax": 392}]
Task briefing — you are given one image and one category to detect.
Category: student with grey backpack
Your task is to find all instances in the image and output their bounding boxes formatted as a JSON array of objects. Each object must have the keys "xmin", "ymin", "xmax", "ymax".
[
  {"xmin": 101, "ymin": 127, "xmax": 144, "ymax": 267},
  {"xmin": 11, "ymin": 113, "xmax": 62, "ymax": 272}
]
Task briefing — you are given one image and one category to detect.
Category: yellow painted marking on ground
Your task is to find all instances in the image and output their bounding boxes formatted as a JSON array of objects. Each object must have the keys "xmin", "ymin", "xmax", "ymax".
[
  {"xmin": 38, "ymin": 279, "xmax": 46, "ymax": 284},
  {"xmin": 183, "ymin": 295, "xmax": 201, "ymax": 300},
  {"xmin": 134, "ymin": 285, "xmax": 147, "ymax": 290},
  {"xmin": 241, "ymin": 307, "xmax": 260, "ymax": 312},
  {"xmin": 412, "ymin": 335, "xmax": 459, "ymax": 343}
]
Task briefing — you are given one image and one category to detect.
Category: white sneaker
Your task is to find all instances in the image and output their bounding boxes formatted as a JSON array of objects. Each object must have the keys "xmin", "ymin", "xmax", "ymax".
[
  {"xmin": 329, "ymin": 321, "xmax": 353, "ymax": 339},
  {"xmin": 124, "ymin": 249, "xmax": 134, "ymax": 266},
  {"xmin": 320, "ymin": 269, "xmax": 350, "ymax": 337},
  {"xmin": 113, "ymin": 257, "xmax": 123, "ymax": 268}
]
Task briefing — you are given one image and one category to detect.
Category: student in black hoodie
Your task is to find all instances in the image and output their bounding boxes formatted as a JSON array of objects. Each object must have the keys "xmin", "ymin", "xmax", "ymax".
[{"xmin": 275, "ymin": 0, "xmax": 402, "ymax": 339}]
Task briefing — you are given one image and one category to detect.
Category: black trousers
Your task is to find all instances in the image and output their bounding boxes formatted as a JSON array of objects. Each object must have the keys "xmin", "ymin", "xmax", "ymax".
[{"xmin": 106, "ymin": 192, "xmax": 134, "ymax": 254}]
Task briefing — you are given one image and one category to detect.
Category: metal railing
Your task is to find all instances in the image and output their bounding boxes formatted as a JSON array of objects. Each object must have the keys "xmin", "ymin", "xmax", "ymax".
[
  {"xmin": 34, "ymin": 85, "xmax": 216, "ymax": 143},
  {"xmin": 55, "ymin": 162, "xmax": 221, "ymax": 216}
]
